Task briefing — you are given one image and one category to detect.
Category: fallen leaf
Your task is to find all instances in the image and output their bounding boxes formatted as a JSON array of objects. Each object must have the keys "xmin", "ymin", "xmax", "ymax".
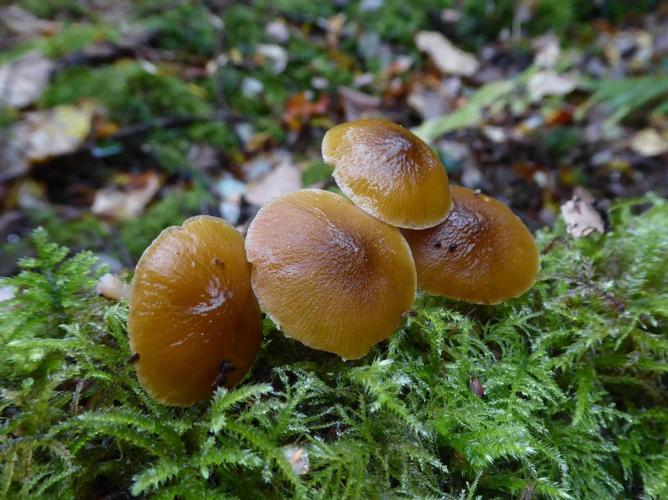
[
  {"xmin": 325, "ymin": 14, "xmax": 346, "ymax": 49},
  {"xmin": 630, "ymin": 129, "xmax": 668, "ymax": 156},
  {"xmin": 242, "ymin": 157, "xmax": 273, "ymax": 182},
  {"xmin": 469, "ymin": 378, "xmax": 485, "ymax": 397},
  {"xmin": 545, "ymin": 107, "xmax": 574, "ymax": 126},
  {"xmin": 415, "ymin": 31, "xmax": 479, "ymax": 77},
  {"xmin": 265, "ymin": 19, "xmax": 289, "ymax": 43},
  {"xmin": 482, "ymin": 126, "xmax": 507, "ymax": 143},
  {"xmin": 241, "ymin": 77, "xmax": 264, "ymax": 98},
  {"xmin": 281, "ymin": 446, "xmax": 310, "ymax": 475},
  {"xmin": 360, "ymin": 0, "xmax": 383, "ymax": 12},
  {"xmin": 601, "ymin": 30, "xmax": 654, "ymax": 71},
  {"xmin": 0, "ymin": 286, "xmax": 15, "ymax": 302},
  {"xmin": 0, "ymin": 133, "xmax": 29, "ymax": 182},
  {"xmin": 527, "ymin": 71, "xmax": 577, "ymax": 102},
  {"xmin": 0, "ymin": 51, "xmax": 55, "ymax": 108},
  {"xmin": 93, "ymin": 114, "xmax": 120, "ymax": 139},
  {"xmin": 256, "ymin": 44, "xmax": 288, "ymax": 74},
  {"xmin": 91, "ymin": 172, "xmax": 161, "ymax": 219},
  {"xmin": 282, "ymin": 92, "xmax": 330, "ymax": 132},
  {"xmin": 0, "ymin": 211, "xmax": 22, "ymax": 236},
  {"xmin": 219, "ymin": 200, "xmax": 241, "ymax": 225},
  {"xmin": 532, "ymin": 34, "xmax": 560, "ymax": 69},
  {"xmin": 96, "ymin": 273, "xmax": 131, "ymax": 301},
  {"xmin": 15, "ymin": 180, "xmax": 48, "ymax": 211},
  {"xmin": 560, "ymin": 195, "xmax": 605, "ymax": 238},
  {"xmin": 440, "ymin": 8, "xmax": 461, "ymax": 23},
  {"xmin": 245, "ymin": 161, "xmax": 302, "ymax": 206},
  {"xmin": 381, "ymin": 55, "xmax": 413, "ymax": 80},
  {"xmin": 0, "ymin": 6, "xmax": 60, "ymax": 37},
  {"xmin": 10, "ymin": 102, "xmax": 96, "ymax": 162},
  {"xmin": 339, "ymin": 87, "xmax": 381, "ymax": 121},
  {"xmin": 520, "ymin": 483, "xmax": 536, "ymax": 500},
  {"xmin": 311, "ymin": 76, "xmax": 330, "ymax": 89},
  {"xmin": 353, "ymin": 73, "xmax": 374, "ymax": 88},
  {"xmin": 234, "ymin": 123, "xmax": 255, "ymax": 147},
  {"xmin": 187, "ymin": 144, "xmax": 219, "ymax": 171},
  {"xmin": 407, "ymin": 80, "xmax": 453, "ymax": 120},
  {"xmin": 216, "ymin": 175, "xmax": 246, "ymax": 225}
]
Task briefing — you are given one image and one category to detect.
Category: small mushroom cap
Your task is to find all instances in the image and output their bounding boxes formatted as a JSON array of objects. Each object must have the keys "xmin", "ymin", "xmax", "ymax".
[
  {"xmin": 402, "ymin": 186, "xmax": 540, "ymax": 304},
  {"xmin": 245, "ymin": 189, "xmax": 416, "ymax": 360},
  {"xmin": 129, "ymin": 216, "xmax": 262, "ymax": 407},
  {"xmin": 322, "ymin": 119, "xmax": 452, "ymax": 229}
]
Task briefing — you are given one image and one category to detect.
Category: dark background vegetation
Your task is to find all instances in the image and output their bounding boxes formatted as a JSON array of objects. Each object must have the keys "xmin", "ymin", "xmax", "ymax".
[
  {"xmin": 1, "ymin": 0, "xmax": 667, "ymax": 272},
  {"xmin": 0, "ymin": 1, "xmax": 667, "ymax": 498}
]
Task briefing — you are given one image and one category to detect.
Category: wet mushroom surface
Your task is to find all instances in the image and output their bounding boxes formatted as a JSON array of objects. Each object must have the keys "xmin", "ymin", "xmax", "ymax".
[
  {"xmin": 322, "ymin": 119, "xmax": 452, "ymax": 229},
  {"xmin": 402, "ymin": 185, "xmax": 540, "ymax": 304},
  {"xmin": 128, "ymin": 215, "xmax": 262, "ymax": 407},
  {"xmin": 245, "ymin": 189, "xmax": 416, "ymax": 360}
]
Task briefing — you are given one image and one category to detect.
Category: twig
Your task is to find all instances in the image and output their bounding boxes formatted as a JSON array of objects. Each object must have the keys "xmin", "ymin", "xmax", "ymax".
[
  {"xmin": 106, "ymin": 115, "xmax": 208, "ymax": 141},
  {"xmin": 88, "ymin": 112, "xmax": 241, "ymax": 148}
]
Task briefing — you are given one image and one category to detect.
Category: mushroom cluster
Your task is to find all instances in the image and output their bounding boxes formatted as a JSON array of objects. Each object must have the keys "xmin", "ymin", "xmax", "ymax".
[{"xmin": 128, "ymin": 119, "xmax": 539, "ymax": 406}]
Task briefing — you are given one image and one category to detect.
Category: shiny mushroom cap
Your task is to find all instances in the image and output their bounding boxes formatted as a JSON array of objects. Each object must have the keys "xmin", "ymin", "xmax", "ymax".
[
  {"xmin": 245, "ymin": 189, "xmax": 416, "ymax": 360},
  {"xmin": 322, "ymin": 119, "xmax": 452, "ymax": 229},
  {"xmin": 129, "ymin": 216, "xmax": 262, "ymax": 407},
  {"xmin": 402, "ymin": 186, "xmax": 540, "ymax": 304}
]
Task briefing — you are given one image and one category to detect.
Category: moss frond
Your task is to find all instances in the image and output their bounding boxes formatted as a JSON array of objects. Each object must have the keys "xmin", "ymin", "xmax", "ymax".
[{"xmin": 1, "ymin": 196, "xmax": 667, "ymax": 498}]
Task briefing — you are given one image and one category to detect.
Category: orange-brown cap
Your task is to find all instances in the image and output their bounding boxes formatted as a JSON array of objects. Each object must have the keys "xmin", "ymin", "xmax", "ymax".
[
  {"xmin": 322, "ymin": 119, "xmax": 452, "ymax": 229},
  {"xmin": 245, "ymin": 189, "xmax": 416, "ymax": 359},
  {"xmin": 128, "ymin": 216, "xmax": 262, "ymax": 407},
  {"xmin": 402, "ymin": 186, "xmax": 540, "ymax": 304}
]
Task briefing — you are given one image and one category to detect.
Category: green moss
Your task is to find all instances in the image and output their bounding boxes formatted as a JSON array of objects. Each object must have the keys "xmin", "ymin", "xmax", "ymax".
[
  {"xmin": 40, "ymin": 62, "xmax": 212, "ymax": 124},
  {"xmin": 0, "ymin": 23, "xmax": 120, "ymax": 64},
  {"xmin": 1, "ymin": 195, "xmax": 666, "ymax": 498},
  {"xmin": 0, "ymin": 210, "xmax": 110, "ymax": 275},
  {"xmin": 301, "ymin": 160, "xmax": 334, "ymax": 186},
  {"xmin": 353, "ymin": 0, "xmax": 450, "ymax": 46},
  {"xmin": 145, "ymin": 3, "xmax": 217, "ymax": 57},
  {"xmin": 17, "ymin": 0, "xmax": 88, "ymax": 19}
]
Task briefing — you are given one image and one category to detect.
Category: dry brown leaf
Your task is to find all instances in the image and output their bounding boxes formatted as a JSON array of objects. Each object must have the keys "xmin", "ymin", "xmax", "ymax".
[
  {"xmin": 415, "ymin": 31, "xmax": 479, "ymax": 77},
  {"xmin": 0, "ymin": 51, "xmax": 55, "ymax": 108},
  {"xmin": 560, "ymin": 195, "xmax": 605, "ymax": 238},
  {"xmin": 282, "ymin": 92, "xmax": 330, "ymax": 132},
  {"xmin": 91, "ymin": 172, "xmax": 161, "ymax": 219}
]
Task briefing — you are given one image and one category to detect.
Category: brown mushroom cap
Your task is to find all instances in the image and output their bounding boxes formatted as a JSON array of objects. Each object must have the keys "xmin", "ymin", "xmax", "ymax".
[
  {"xmin": 129, "ymin": 215, "xmax": 262, "ymax": 407},
  {"xmin": 402, "ymin": 186, "xmax": 540, "ymax": 304},
  {"xmin": 322, "ymin": 119, "xmax": 452, "ymax": 229},
  {"xmin": 245, "ymin": 189, "xmax": 416, "ymax": 359}
]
